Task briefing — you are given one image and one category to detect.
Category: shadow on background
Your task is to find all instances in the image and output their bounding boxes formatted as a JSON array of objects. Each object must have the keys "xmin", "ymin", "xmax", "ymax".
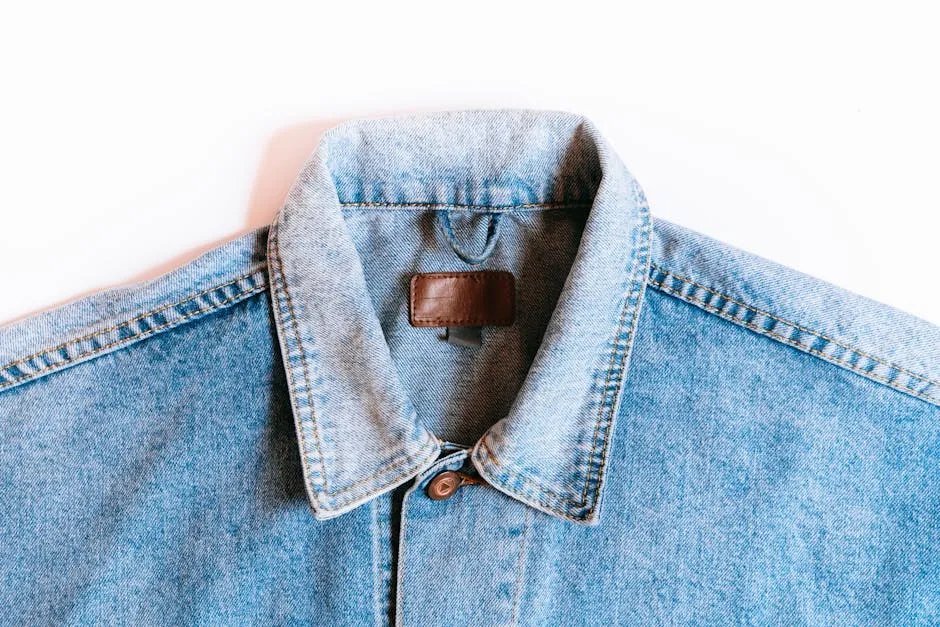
[
  {"xmin": 2, "ymin": 105, "xmax": 450, "ymax": 326},
  {"xmin": 128, "ymin": 117, "xmax": 346, "ymax": 285},
  {"xmin": 0, "ymin": 117, "xmax": 347, "ymax": 326},
  {"xmin": 121, "ymin": 105, "xmax": 436, "ymax": 285}
]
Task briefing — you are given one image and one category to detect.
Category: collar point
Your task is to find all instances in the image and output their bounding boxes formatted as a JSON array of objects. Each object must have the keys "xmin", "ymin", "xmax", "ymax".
[
  {"xmin": 304, "ymin": 432, "xmax": 442, "ymax": 521},
  {"xmin": 470, "ymin": 439, "xmax": 605, "ymax": 526}
]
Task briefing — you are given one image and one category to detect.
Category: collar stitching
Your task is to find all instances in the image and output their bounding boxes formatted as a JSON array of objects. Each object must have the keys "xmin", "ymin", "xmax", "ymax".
[
  {"xmin": 321, "ymin": 434, "xmax": 440, "ymax": 500},
  {"xmin": 320, "ymin": 436, "xmax": 441, "ymax": 513},
  {"xmin": 476, "ymin": 265, "xmax": 642, "ymax": 512},
  {"xmin": 269, "ymin": 219, "xmax": 328, "ymax": 507},
  {"xmin": 339, "ymin": 201, "xmax": 591, "ymax": 212},
  {"xmin": 472, "ymin": 204, "xmax": 651, "ymax": 521},
  {"xmin": 577, "ymin": 205, "xmax": 652, "ymax": 507},
  {"xmin": 473, "ymin": 444, "xmax": 593, "ymax": 523},
  {"xmin": 477, "ymin": 440, "xmax": 584, "ymax": 506},
  {"xmin": 587, "ymin": 216, "xmax": 653, "ymax": 513},
  {"xmin": 272, "ymin": 222, "xmax": 445, "ymax": 510}
]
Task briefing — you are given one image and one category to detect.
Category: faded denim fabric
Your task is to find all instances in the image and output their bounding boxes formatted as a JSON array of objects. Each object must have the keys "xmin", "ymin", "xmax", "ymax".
[{"xmin": 0, "ymin": 110, "xmax": 937, "ymax": 626}]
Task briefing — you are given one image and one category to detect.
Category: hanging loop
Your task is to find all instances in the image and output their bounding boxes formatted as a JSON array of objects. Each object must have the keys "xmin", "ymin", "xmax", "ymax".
[{"xmin": 437, "ymin": 211, "xmax": 503, "ymax": 265}]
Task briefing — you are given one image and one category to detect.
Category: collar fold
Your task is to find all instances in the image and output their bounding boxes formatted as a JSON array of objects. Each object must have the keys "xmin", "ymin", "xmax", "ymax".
[{"xmin": 267, "ymin": 110, "xmax": 650, "ymax": 524}]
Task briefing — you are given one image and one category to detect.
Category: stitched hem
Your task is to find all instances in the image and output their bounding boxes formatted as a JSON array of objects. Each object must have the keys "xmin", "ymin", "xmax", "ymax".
[
  {"xmin": 648, "ymin": 264, "xmax": 940, "ymax": 406},
  {"xmin": 0, "ymin": 270, "xmax": 268, "ymax": 395}
]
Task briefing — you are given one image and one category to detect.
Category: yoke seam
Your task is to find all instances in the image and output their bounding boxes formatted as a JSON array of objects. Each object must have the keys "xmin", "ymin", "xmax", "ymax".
[
  {"xmin": 0, "ymin": 269, "xmax": 262, "ymax": 373},
  {"xmin": 650, "ymin": 263, "xmax": 936, "ymax": 385},
  {"xmin": 0, "ymin": 277, "xmax": 268, "ymax": 393},
  {"xmin": 648, "ymin": 265, "xmax": 938, "ymax": 405}
]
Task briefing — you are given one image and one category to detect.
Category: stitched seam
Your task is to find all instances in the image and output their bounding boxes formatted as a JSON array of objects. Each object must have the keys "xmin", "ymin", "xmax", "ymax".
[
  {"xmin": 271, "ymin": 222, "xmax": 331, "ymax": 499},
  {"xmin": 478, "ymin": 275, "xmax": 643, "ymax": 510},
  {"xmin": 413, "ymin": 319, "xmax": 513, "ymax": 326},
  {"xmin": 575, "ymin": 284, "xmax": 632, "ymax": 503},
  {"xmin": 579, "ymin": 203, "xmax": 650, "ymax": 508},
  {"xmin": 479, "ymin": 440, "xmax": 588, "ymax": 513},
  {"xmin": 591, "ymin": 237, "xmax": 651, "ymax": 512},
  {"xmin": 319, "ymin": 434, "xmax": 439, "ymax": 503},
  {"xmin": 413, "ymin": 272, "xmax": 514, "ymax": 280},
  {"xmin": 476, "ymin": 206, "xmax": 650, "ymax": 514},
  {"xmin": 340, "ymin": 201, "xmax": 591, "ymax": 211},
  {"xmin": 648, "ymin": 275, "xmax": 938, "ymax": 404},
  {"xmin": 267, "ymin": 221, "xmax": 320, "ymax": 512},
  {"xmin": 370, "ymin": 499, "xmax": 383, "ymax": 627},
  {"xmin": 0, "ymin": 282, "xmax": 267, "ymax": 392},
  {"xmin": 651, "ymin": 276, "xmax": 938, "ymax": 403},
  {"xmin": 0, "ymin": 270, "xmax": 262, "ymax": 374},
  {"xmin": 273, "ymin": 223, "xmax": 443, "ymax": 502},
  {"xmin": 396, "ymin": 484, "xmax": 413, "ymax": 627},
  {"xmin": 649, "ymin": 263, "xmax": 938, "ymax": 388},
  {"xmin": 476, "ymin": 442, "xmax": 587, "ymax": 523},
  {"xmin": 510, "ymin": 507, "xmax": 533, "ymax": 626}
]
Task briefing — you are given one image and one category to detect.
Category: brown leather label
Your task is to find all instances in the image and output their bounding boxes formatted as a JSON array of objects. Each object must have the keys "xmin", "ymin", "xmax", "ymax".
[{"xmin": 410, "ymin": 271, "xmax": 515, "ymax": 328}]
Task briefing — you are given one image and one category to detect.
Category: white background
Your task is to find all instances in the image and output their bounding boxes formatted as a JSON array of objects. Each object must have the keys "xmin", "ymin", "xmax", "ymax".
[{"xmin": 1, "ymin": 1, "xmax": 938, "ymax": 326}]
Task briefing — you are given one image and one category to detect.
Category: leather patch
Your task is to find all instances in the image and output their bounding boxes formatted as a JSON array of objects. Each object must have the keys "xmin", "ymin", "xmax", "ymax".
[{"xmin": 410, "ymin": 272, "xmax": 515, "ymax": 327}]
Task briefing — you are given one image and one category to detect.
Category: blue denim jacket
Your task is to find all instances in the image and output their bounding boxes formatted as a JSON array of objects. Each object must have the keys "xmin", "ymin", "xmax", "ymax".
[{"xmin": 1, "ymin": 110, "xmax": 937, "ymax": 625}]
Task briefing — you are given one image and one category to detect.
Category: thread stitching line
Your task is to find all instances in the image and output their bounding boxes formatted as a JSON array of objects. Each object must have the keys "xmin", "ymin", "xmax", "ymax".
[
  {"xmin": 320, "ymin": 436, "xmax": 440, "ymax": 511},
  {"xmin": 648, "ymin": 272, "xmax": 938, "ymax": 404},
  {"xmin": 340, "ymin": 201, "xmax": 590, "ymax": 211},
  {"xmin": 649, "ymin": 263, "xmax": 937, "ymax": 388},
  {"xmin": 510, "ymin": 507, "xmax": 534, "ymax": 626},
  {"xmin": 475, "ymin": 442, "xmax": 589, "ymax": 523},
  {"xmin": 322, "ymin": 435, "xmax": 439, "ymax": 501},
  {"xmin": 0, "ymin": 282, "xmax": 267, "ymax": 392},
  {"xmin": 271, "ymin": 223, "xmax": 441, "ymax": 504},
  {"xmin": 590, "ymin": 228, "xmax": 652, "ymax": 514},
  {"xmin": 271, "ymin": 221, "xmax": 332, "ymax": 499},
  {"xmin": 266, "ymin": 220, "xmax": 320, "ymax": 510},
  {"xmin": 0, "ymin": 270, "xmax": 262, "ymax": 374},
  {"xmin": 582, "ymin": 207, "xmax": 651, "ymax": 510},
  {"xmin": 477, "ymin": 261, "xmax": 645, "ymax": 511},
  {"xmin": 475, "ymin": 205, "xmax": 651, "ymax": 518}
]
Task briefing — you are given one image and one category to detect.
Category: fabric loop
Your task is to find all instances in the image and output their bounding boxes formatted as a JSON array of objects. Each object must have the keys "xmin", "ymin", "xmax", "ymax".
[{"xmin": 438, "ymin": 210, "xmax": 503, "ymax": 265}]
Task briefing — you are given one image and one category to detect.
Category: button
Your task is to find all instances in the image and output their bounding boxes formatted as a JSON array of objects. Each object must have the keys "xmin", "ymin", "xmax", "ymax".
[{"xmin": 426, "ymin": 470, "xmax": 462, "ymax": 501}]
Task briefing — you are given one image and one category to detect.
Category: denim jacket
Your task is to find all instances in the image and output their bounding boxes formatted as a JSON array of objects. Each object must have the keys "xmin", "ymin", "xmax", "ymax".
[{"xmin": 1, "ymin": 110, "xmax": 937, "ymax": 626}]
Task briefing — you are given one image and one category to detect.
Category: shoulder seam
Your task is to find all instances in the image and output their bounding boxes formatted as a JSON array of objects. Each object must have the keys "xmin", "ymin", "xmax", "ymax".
[
  {"xmin": 648, "ymin": 263, "xmax": 939, "ymax": 406},
  {"xmin": 0, "ymin": 268, "xmax": 268, "ymax": 395}
]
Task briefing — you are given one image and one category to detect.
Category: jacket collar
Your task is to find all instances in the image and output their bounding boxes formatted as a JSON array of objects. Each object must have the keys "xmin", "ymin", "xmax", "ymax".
[{"xmin": 267, "ymin": 110, "xmax": 651, "ymax": 525}]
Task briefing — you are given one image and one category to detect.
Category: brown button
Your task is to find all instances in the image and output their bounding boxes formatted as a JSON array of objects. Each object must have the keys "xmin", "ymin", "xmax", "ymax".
[{"xmin": 426, "ymin": 470, "xmax": 462, "ymax": 501}]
